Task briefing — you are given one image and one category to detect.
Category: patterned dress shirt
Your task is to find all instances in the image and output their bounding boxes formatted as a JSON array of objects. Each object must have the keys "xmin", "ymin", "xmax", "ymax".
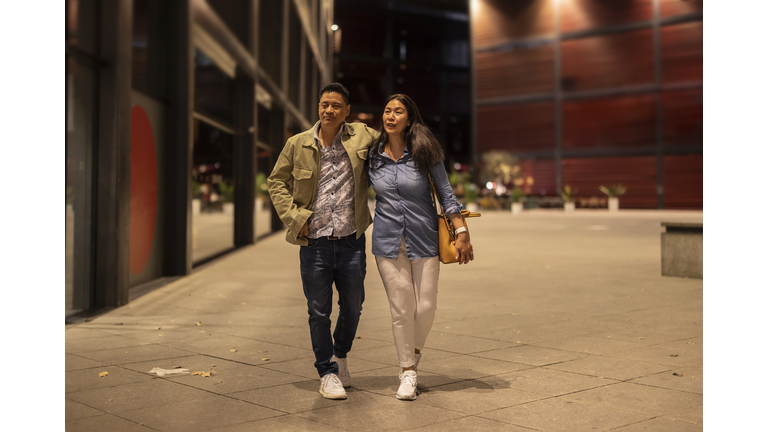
[{"xmin": 307, "ymin": 124, "xmax": 356, "ymax": 238}]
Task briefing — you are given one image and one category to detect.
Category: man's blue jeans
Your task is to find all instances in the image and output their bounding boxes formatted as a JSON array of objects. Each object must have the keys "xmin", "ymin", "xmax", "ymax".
[{"xmin": 299, "ymin": 233, "xmax": 366, "ymax": 377}]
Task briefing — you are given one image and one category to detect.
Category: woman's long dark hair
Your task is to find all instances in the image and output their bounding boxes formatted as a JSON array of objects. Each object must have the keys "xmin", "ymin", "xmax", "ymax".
[{"xmin": 371, "ymin": 94, "xmax": 444, "ymax": 173}]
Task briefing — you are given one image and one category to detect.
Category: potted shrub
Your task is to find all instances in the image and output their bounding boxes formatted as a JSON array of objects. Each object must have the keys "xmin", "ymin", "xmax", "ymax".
[
  {"xmin": 560, "ymin": 185, "xmax": 577, "ymax": 213},
  {"xmin": 599, "ymin": 184, "xmax": 626, "ymax": 212},
  {"xmin": 464, "ymin": 182, "xmax": 479, "ymax": 212},
  {"xmin": 511, "ymin": 187, "xmax": 524, "ymax": 214},
  {"xmin": 219, "ymin": 181, "xmax": 235, "ymax": 215}
]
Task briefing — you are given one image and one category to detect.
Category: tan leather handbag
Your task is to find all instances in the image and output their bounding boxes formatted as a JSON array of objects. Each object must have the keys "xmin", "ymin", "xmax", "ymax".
[{"xmin": 428, "ymin": 174, "xmax": 481, "ymax": 264}]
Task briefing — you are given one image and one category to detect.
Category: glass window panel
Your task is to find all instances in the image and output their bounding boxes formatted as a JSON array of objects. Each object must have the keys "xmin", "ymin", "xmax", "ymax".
[
  {"xmin": 66, "ymin": 57, "xmax": 96, "ymax": 316},
  {"xmin": 255, "ymin": 145, "xmax": 273, "ymax": 239},
  {"xmin": 194, "ymin": 49, "xmax": 236, "ymax": 125},
  {"xmin": 192, "ymin": 119, "xmax": 235, "ymax": 262}
]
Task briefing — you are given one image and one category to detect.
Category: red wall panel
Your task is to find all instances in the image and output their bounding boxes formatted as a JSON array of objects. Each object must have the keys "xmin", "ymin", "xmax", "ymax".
[
  {"xmin": 473, "ymin": 0, "xmax": 553, "ymax": 46},
  {"xmin": 477, "ymin": 102, "xmax": 555, "ymax": 153},
  {"xmin": 663, "ymin": 155, "xmax": 702, "ymax": 209},
  {"xmin": 660, "ymin": 0, "xmax": 703, "ymax": 18},
  {"xmin": 563, "ymin": 95, "xmax": 656, "ymax": 149},
  {"xmin": 562, "ymin": 156, "xmax": 658, "ymax": 208},
  {"xmin": 518, "ymin": 159, "xmax": 558, "ymax": 196},
  {"xmin": 662, "ymin": 88, "xmax": 702, "ymax": 146},
  {"xmin": 662, "ymin": 21, "xmax": 703, "ymax": 83},
  {"xmin": 476, "ymin": 45, "xmax": 555, "ymax": 99},
  {"xmin": 561, "ymin": 29, "xmax": 655, "ymax": 91},
  {"xmin": 560, "ymin": 0, "xmax": 653, "ymax": 33}
]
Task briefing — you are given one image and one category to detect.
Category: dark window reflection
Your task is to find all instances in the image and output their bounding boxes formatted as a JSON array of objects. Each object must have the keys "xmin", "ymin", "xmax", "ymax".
[
  {"xmin": 192, "ymin": 119, "xmax": 235, "ymax": 262},
  {"xmin": 194, "ymin": 50, "xmax": 235, "ymax": 125}
]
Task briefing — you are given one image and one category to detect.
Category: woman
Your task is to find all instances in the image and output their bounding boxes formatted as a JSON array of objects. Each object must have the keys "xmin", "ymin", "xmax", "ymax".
[{"xmin": 368, "ymin": 94, "xmax": 474, "ymax": 400}]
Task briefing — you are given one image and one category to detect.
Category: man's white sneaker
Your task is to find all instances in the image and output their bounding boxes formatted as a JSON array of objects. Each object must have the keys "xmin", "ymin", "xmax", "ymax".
[
  {"xmin": 396, "ymin": 370, "xmax": 418, "ymax": 400},
  {"xmin": 319, "ymin": 374, "xmax": 347, "ymax": 400},
  {"xmin": 333, "ymin": 356, "xmax": 351, "ymax": 388}
]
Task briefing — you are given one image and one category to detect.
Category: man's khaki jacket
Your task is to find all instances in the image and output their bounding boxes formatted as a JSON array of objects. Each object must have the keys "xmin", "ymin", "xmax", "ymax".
[{"xmin": 268, "ymin": 121, "xmax": 380, "ymax": 246}]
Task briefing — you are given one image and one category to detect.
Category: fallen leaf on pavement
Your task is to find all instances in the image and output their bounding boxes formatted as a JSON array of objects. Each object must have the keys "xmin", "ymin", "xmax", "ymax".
[
  {"xmin": 261, "ymin": 358, "xmax": 270, "ymax": 361},
  {"xmin": 670, "ymin": 354, "xmax": 678, "ymax": 357},
  {"xmin": 99, "ymin": 372, "xmax": 109, "ymax": 377},
  {"xmin": 158, "ymin": 334, "xmax": 164, "ymax": 337},
  {"xmin": 196, "ymin": 322, "xmax": 202, "ymax": 326},
  {"xmin": 173, "ymin": 366, "xmax": 182, "ymax": 369},
  {"xmin": 638, "ymin": 337, "xmax": 644, "ymax": 340},
  {"xmin": 230, "ymin": 349, "xmax": 238, "ymax": 352},
  {"xmin": 156, "ymin": 327, "xmax": 161, "ymax": 330},
  {"xmin": 673, "ymin": 372, "xmax": 683, "ymax": 377}
]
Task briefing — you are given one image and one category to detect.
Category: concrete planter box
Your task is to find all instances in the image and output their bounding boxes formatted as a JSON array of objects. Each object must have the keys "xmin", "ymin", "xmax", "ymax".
[
  {"xmin": 608, "ymin": 197, "xmax": 619, "ymax": 212},
  {"xmin": 564, "ymin": 202, "xmax": 575, "ymax": 213}
]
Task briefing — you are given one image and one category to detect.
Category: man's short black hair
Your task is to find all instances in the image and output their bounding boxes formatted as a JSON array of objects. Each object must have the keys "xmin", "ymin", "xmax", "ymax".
[{"xmin": 319, "ymin": 83, "xmax": 350, "ymax": 105}]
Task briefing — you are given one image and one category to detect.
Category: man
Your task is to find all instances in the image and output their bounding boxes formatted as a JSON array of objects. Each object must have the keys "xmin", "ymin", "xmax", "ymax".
[{"xmin": 268, "ymin": 83, "xmax": 378, "ymax": 400}]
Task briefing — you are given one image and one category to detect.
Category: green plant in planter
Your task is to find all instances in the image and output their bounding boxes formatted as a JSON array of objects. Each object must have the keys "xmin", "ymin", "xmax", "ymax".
[
  {"xmin": 560, "ymin": 185, "xmax": 577, "ymax": 202},
  {"xmin": 464, "ymin": 183, "xmax": 478, "ymax": 204},
  {"xmin": 255, "ymin": 173, "xmax": 269, "ymax": 197},
  {"xmin": 599, "ymin": 184, "xmax": 627, "ymax": 198},
  {"xmin": 219, "ymin": 181, "xmax": 235, "ymax": 203},
  {"xmin": 511, "ymin": 187, "xmax": 525, "ymax": 203}
]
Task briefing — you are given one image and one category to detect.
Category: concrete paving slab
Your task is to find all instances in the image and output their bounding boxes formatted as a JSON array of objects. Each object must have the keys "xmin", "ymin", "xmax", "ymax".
[
  {"xmin": 607, "ymin": 337, "xmax": 703, "ymax": 367},
  {"xmin": 663, "ymin": 405, "xmax": 703, "ymax": 425},
  {"xmin": 611, "ymin": 416, "xmax": 703, "ymax": 431},
  {"xmin": 627, "ymin": 365, "xmax": 703, "ymax": 394},
  {"xmin": 65, "ymin": 335, "xmax": 151, "ymax": 354},
  {"xmin": 230, "ymin": 380, "xmax": 379, "ymax": 414},
  {"xmin": 561, "ymin": 382, "xmax": 703, "ymax": 416},
  {"xmin": 408, "ymin": 415, "xmax": 535, "ymax": 431},
  {"xmin": 416, "ymin": 375, "xmax": 544, "ymax": 415},
  {"xmin": 65, "ymin": 413, "xmax": 150, "ymax": 432},
  {"xmin": 534, "ymin": 334, "xmax": 652, "ymax": 355},
  {"xmin": 121, "ymin": 354, "xmax": 307, "ymax": 394},
  {"xmin": 65, "ymin": 398, "xmax": 104, "ymax": 421},
  {"xmin": 65, "ymin": 366, "xmax": 154, "ymax": 394},
  {"xmin": 424, "ymin": 332, "xmax": 516, "ymax": 354},
  {"xmin": 260, "ymin": 355, "xmax": 390, "ymax": 381},
  {"xmin": 65, "ymin": 327, "xmax": 114, "ymax": 340},
  {"xmin": 207, "ymin": 414, "xmax": 343, "ymax": 432},
  {"xmin": 66, "ymin": 353, "xmax": 109, "ymax": 372},
  {"xmin": 117, "ymin": 393, "xmax": 283, "ymax": 432},
  {"xmin": 479, "ymin": 397, "xmax": 648, "ymax": 432},
  {"xmin": 295, "ymin": 391, "xmax": 464, "ymax": 432},
  {"xmin": 66, "ymin": 377, "xmax": 210, "ymax": 414},
  {"xmin": 417, "ymin": 353, "xmax": 533, "ymax": 379},
  {"xmin": 164, "ymin": 334, "xmax": 314, "ymax": 365},
  {"xmin": 350, "ymin": 365, "xmax": 464, "ymax": 396},
  {"xmin": 495, "ymin": 367, "xmax": 619, "ymax": 397},
  {"xmin": 473, "ymin": 345, "xmax": 589, "ymax": 366},
  {"xmin": 544, "ymin": 355, "xmax": 673, "ymax": 381},
  {"xmin": 73, "ymin": 343, "xmax": 195, "ymax": 365}
]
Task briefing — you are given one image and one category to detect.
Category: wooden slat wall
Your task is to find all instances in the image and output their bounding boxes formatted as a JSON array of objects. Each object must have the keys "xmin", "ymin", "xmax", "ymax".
[
  {"xmin": 560, "ymin": 0, "xmax": 653, "ymax": 33},
  {"xmin": 664, "ymin": 155, "xmax": 703, "ymax": 209},
  {"xmin": 561, "ymin": 29, "xmax": 655, "ymax": 91},
  {"xmin": 518, "ymin": 159, "xmax": 558, "ymax": 197},
  {"xmin": 473, "ymin": 0, "xmax": 553, "ymax": 47},
  {"xmin": 562, "ymin": 156, "xmax": 658, "ymax": 208},
  {"xmin": 563, "ymin": 95, "xmax": 656, "ymax": 149},
  {"xmin": 661, "ymin": 21, "xmax": 703, "ymax": 83},
  {"xmin": 477, "ymin": 102, "xmax": 555, "ymax": 153},
  {"xmin": 662, "ymin": 88, "xmax": 702, "ymax": 146},
  {"xmin": 476, "ymin": 45, "xmax": 555, "ymax": 99}
]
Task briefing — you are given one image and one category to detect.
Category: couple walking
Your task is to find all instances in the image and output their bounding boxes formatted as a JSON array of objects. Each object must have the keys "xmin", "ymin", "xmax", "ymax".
[{"xmin": 268, "ymin": 83, "xmax": 474, "ymax": 401}]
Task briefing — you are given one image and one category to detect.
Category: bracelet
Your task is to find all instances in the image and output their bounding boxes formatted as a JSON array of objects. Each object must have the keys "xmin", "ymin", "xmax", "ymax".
[{"xmin": 455, "ymin": 227, "xmax": 467, "ymax": 234}]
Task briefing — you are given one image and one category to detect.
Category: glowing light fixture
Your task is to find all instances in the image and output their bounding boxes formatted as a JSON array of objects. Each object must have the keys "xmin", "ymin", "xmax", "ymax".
[{"xmin": 331, "ymin": 24, "xmax": 339, "ymax": 31}]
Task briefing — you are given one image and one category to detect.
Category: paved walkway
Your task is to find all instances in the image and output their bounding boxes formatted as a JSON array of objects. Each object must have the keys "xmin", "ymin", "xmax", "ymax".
[{"xmin": 65, "ymin": 210, "xmax": 703, "ymax": 432}]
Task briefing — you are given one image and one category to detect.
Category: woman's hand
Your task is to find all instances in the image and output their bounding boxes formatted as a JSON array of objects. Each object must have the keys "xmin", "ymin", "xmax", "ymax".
[{"xmin": 454, "ymin": 233, "xmax": 474, "ymax": 265}]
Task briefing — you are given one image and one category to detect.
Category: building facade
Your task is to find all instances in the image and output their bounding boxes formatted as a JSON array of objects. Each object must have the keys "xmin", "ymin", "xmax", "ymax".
[
  {"xmin": 65, "ymin": 0, "xmax": 334, "ymax": 319},
  {"xmin": 471, "ymin": 0, "xmax": 703, "ymax": 209}
]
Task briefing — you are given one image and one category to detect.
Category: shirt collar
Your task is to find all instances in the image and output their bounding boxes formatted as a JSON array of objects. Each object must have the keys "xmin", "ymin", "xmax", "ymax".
[{"xmin": 314, "ymin": 123, "xmax": 346, "ymax": 145}]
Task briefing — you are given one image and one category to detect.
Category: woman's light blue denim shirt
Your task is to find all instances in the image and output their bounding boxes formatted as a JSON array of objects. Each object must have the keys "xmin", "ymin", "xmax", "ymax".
[{"xmin": 368, "ymin": 146, "xmax": 462, "ymax": 260}]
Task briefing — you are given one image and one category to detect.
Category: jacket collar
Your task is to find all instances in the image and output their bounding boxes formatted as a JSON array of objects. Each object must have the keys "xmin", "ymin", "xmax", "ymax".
[{"xmin": 304, "ymin": 121, "xmax": 353, "ymax": 147}]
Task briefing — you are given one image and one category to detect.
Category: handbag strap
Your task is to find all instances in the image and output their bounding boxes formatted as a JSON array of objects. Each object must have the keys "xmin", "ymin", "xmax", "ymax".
[{"xmin": 427, "ymin": 173, "xmax": 454, "ymax": 228}]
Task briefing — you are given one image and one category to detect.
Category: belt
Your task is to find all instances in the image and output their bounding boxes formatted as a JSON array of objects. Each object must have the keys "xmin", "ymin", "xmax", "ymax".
[{"xmin": 316, "ymin": 233, "xmax": 356, "ymax": 241}]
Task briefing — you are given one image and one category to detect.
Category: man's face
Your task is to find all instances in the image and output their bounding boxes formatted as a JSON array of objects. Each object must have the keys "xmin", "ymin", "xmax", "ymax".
[{"xmin": 318, "ymin": 92, "xmax": 350, "ymax": 129}]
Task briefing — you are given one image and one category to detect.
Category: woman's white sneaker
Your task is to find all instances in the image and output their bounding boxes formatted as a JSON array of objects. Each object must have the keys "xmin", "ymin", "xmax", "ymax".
[
  {"xmin": 319, "ymin": 374, "xmax": 347, "ymax": 400},
  {"xmin": 396, "ymin": 370, "xmax": 418, "ymax": 400}
]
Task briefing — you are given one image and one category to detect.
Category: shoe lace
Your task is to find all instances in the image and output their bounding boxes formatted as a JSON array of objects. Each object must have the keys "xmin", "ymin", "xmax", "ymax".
[
  {"xmin": 326, "ymin": 374, "xmax": 343, "ymax": 388},
  {"xmin": 402, "ymin": 374, "xmax": 416, "ymax": 388}
]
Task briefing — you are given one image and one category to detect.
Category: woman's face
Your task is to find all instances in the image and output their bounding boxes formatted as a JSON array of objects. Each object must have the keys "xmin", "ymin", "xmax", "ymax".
[{"xmin": 382, "ymin": 99, "xmax": 409, "ymax": 139}]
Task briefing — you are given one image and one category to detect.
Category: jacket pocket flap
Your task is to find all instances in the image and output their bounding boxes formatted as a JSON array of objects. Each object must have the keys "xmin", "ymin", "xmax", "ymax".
[
  {"xmin": 357, "ymin": 149, "xmax": 369, "ymax": 160},
  {"xmin": 292, "ymin": 167, "xmax": 312, "ymax": 180}
]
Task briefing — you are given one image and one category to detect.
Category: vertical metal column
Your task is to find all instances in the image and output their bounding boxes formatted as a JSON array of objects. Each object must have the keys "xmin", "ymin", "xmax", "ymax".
[
  {"xmin": 469, "ymin": 0, "xmax": 478, "ymax": 181},
  {"xmin": 653, "ymin": 0, "xmax": 665, "ymax": 209},
  {"xmin": 553, "ymin": 0, "xmax": 563, "ymax": 193}
]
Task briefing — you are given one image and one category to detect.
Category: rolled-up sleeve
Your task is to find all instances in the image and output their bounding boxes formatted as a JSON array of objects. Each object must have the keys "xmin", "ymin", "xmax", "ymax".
[{"xmin": 429, "ymin": 162, "xmax": 462, "ymax": 217}]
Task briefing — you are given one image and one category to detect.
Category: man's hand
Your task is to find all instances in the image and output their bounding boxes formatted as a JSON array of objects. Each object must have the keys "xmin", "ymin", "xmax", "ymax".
[{"xmin": 299, "ymin": 221, "xmax": 309, "ymax": 237}]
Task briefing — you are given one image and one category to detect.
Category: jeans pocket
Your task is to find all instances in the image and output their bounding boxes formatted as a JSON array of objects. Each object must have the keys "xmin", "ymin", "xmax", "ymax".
[
  {"xmin": 304, "ymin": 238, "xmax": 319, "ymax": 248},
  {"xmin": 345, "ymin": 234, "xmax": 365, "ymax": 249}
]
